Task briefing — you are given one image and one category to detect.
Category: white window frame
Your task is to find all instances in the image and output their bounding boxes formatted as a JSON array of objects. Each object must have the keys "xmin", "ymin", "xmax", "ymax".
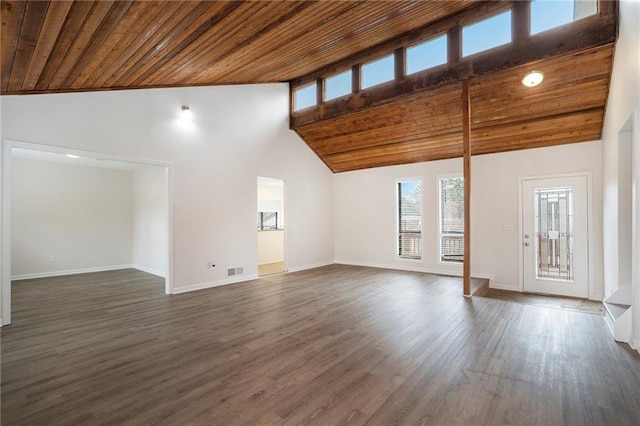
[
  {"xmin": 438, "ymin": 173, "xmax": 464, "ymax": 265},
  {"xmin": 396, "ymin": 177, "xmax": 423, "ymax": 262}
]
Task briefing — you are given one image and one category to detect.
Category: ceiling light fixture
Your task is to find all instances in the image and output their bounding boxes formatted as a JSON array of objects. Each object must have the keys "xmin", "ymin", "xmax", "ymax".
[
  {"xmin": 521, "ymin": 70, "xmax": 544, "ymax": 87},
  {"xmin": 65, "ymin": 154, "xmax": 80, "ymax": 159},
  {"xmin": 181, "ymin": 105, "xmax": 192, "ymax": 118}
]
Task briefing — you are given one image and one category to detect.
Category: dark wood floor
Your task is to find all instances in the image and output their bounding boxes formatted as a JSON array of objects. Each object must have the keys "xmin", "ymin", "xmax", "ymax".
[
  {"xmin": 2, "ymin": 265, "xmax": 639, "ymax": 425},
  {"xmin": 482, "ymin": 288, "xmax": 605, "ymax": 315}
]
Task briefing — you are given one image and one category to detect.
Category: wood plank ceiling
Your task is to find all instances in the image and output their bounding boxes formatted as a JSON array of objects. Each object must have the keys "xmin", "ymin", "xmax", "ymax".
[
  {"xmin": 298, "ymin": 45, "xmax": 614, "ymax": 172},
  {"xmin": 1, "ymin": 0, "xmax": 475, "ymax": 94},
  {"xmin": 1, "ymin": 1, "xmax": 617, "ymax": 173}
]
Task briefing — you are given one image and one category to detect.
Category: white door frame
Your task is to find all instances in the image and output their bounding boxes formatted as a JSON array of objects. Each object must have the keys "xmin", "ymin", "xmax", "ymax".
[
  {"xmin": 518, "ymin": 172, "xmax": 595, "ymax": 299},
  {"xmin": 1, "ymin": 139, "xmax": 175, "ymax": 326}
]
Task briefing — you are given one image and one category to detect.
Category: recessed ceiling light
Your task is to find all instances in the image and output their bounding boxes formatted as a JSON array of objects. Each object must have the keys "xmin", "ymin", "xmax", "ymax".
[
  {"xmin": 522, "ymin": 71, "xmax": 544, "ymax": 87},
  {"xmin": 65, "ymin": 154, "xmax": 80, "ymax": 159}
]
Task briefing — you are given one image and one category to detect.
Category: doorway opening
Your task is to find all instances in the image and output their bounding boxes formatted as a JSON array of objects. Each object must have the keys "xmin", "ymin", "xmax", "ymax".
[
  {"xmin": 257, "ymin": 177, "xmax": 286, "ymax": 277},
  {"xmin": 2, "ymin": 140, "xmax": 173, "ymax": 325}
]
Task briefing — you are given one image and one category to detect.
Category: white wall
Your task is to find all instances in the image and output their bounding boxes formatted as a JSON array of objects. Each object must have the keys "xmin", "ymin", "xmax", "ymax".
[
  {"xmin": 258, "ymin": 230, "xmax": 285, "ymax": 264},
  {"xmin": 602, "ymin": 0, "xmax": 640, "ymax": 298},
  {"xmin": 601, "ymin": 0, "xmax": 640, "ymax": 349},
  {"xmin": 618, "ymin": 130, "xmax": 633, "ymax": 287},
  {"xmin": 11, "ymin": 158, "xmax": 133, "ymax": 278},
  {"xmin": 335, "ymin": 141, "xmax": 603, "ymax": 297},
  {"xmin": 133, "ymin": 166, "xmax": 168, "ymax": 277},
  {"xmin": 0, "ymin": 97, "xmax": 4, "ymax": 323},
  {"xmin": 1, "ymin": 84, "xmax": 334, "ymax": 300}
]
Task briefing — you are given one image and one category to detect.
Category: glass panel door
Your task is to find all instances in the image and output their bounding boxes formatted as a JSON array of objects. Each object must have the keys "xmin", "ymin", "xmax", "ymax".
[
  {"xmin": 534, "ymin": 187, "xmax": 574, "ymax": 282},
  {"xmin": 523, "ymin": 176, "xmax": 588, "ymax": 298}
]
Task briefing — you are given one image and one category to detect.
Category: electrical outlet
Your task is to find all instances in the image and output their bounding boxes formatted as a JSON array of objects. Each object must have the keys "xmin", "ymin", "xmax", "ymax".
[{"xmin": 49, "ymin": 255, "xmax": 56, "ymax": 263}]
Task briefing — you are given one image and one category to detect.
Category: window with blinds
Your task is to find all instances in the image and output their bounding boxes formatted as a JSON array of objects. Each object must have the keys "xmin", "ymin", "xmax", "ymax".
[
  {"xmin": 439, "ymin": 176, "xmax": 464, "ymax": 262},
  {"xmin": 397, "ymin": 180, "xmax": 422, "ymax": 259}
]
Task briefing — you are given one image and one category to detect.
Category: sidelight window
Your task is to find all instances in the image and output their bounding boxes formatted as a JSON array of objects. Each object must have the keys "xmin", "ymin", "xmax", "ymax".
[
  {"xmin": 439, "ymin": 176, "xmax": 464, "ymax": 263},
  {"xmin": 397, "ymin": 180, "xmax": 422, "ymax": 260}
]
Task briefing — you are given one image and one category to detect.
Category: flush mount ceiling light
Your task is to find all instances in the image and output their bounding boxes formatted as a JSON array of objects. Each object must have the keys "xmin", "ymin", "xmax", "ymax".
[
  {"xmin": 65, "ymin": 154, "xmax": 80, "ymax": 159},
  {"xmin": 521, "ymin": 70, "xmax": 544, "ymax": 87},
  {"xmin": 181, "ymin": 105, "xmax": 192, "ymax": 118}
]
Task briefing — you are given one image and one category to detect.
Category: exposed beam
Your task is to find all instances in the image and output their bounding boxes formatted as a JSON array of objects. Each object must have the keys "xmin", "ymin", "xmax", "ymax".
[
  {"xmin": 394, "ymin": 47, "xmax": 405, "ymax": 81},
  {"xmin": 512, "ymin": 1, "xmax": 530, "ymax": 47},
  {"xmin": 351, "ymin": 64, "xmax": 360, "ymax": 94},
  {"xmin": 462, "ymin": 79, "xmax": 471, "ymax": 297},
  {"xmin": 291, "ymin": 0, "xmax": 617, "ymax": 128}
]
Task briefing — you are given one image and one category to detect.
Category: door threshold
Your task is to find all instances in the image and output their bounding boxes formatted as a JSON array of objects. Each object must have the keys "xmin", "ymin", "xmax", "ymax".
[{"xmin": 481, "ymin": 288, "xmax": 603, "ymax": 316}]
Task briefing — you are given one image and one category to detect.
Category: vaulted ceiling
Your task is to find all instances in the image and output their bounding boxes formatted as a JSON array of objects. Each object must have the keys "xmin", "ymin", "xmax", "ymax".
[
  {"xmin": 297, "ymin": 45, "xmax": 614, "ymax": 172},
  {"xmin": 1, "ymin": 1, "xmax": 618, "ymax": 173},
  {"xmin": 1, "ymin": 0, "xmax": 476, "ymax": 94}
]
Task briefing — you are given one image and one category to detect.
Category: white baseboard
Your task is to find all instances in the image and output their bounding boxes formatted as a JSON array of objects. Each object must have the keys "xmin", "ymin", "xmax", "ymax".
[
  {"xmin": 631, "ymin": 337, "xmax": 640, "ymax": 354},
  {"xmin": 334, "ymin": 260, "xmax": 494, "ymax": 287},
  {"xmin": 287, "ymin": 261, "xmax": 334, "ymax": 273},
  {"xmin": 132, "ymin": 264, "xmax": 166, "ymax": 278},
  {"xmin": 490, "ymin": 282, "xmax": 519, "ymax": 291},
  {"xmin": 11, "ymin": 264, "xmax": 134, "ymax": 281},
  {"xmin": 172, "ymin": 274, "xmax": 259, "ymax": 294}
]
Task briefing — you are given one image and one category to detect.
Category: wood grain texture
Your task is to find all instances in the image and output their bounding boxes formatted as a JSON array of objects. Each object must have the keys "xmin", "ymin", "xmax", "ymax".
[
  {"xmin": 297, "ymin": 44, "xmax": 613, "ymax": 173},
  {"xmin": 0, "ymin": 1, "xmax": 617, "ymax": 175},
  {"xmin": 1, "ymin": 0, "xmax": 476, "ymax": 94},
  {"xmin": 2, "ymin": 266, "xmax": 640, "ymax": 424},
  {"xmin": 1, "ymin": 1, "xmax": 27, "ymax": 92},
  {"xmin": 6, "ymin": 0, "xmax": 49, "ymax": 93},
  {"xmin": 462, "ymin": 79, "xmax": 471, "ymax": 297}
]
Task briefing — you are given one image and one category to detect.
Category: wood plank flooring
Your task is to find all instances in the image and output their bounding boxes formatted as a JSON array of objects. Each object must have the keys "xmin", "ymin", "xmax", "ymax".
[
  {"xmin": 258, "ymin": 261, "xmax": 286, "ymax": 277},
  {"xmin": 481, "ymin": 288, "xmax": 605, "ymax": 315},
  {"xmin": 2, "ymin": 265, "xmax": 640, "ymax": 425}
]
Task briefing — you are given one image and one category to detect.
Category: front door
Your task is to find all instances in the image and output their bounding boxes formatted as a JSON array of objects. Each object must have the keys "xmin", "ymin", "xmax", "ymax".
[{"xmin": 522, "ymin": 176, "xmax": 589, "ymax": 298}]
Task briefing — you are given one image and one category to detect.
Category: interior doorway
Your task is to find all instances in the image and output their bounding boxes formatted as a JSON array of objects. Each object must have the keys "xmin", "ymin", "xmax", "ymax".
[
  {"xmin": 1, "ymin": 140, "xmax": 173, "ymax": 325},
  {"xmin": 257, "ymin": 177, "xmax": 286, "ymax": 277},
  {"xmin": 521, "ymin": 175, "xmax": 589, "ymax": 298}
]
